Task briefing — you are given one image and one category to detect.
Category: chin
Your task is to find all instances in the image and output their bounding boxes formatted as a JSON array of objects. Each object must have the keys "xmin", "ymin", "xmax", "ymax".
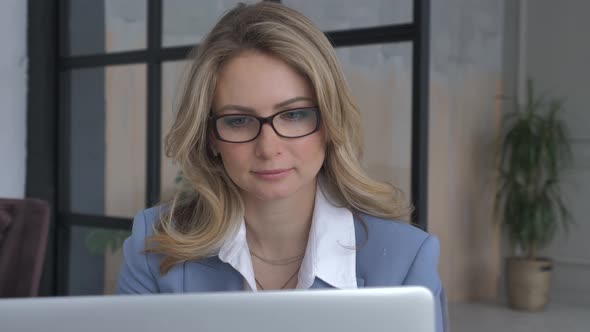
[
  {"xmin": 239, "ymin": 176, "xmax": 306, "ymax": 202},
  {"xmin": 249, "ymin": 184, "xmax": 297, "ymax": 201},
  {"xmin": 235, "ymin": 171, "xmax": 318, "ymax": 202}
]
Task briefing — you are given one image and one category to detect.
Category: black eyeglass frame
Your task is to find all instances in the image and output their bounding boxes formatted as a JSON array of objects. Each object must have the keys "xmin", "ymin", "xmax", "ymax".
[{"xmin": 210, "ymin": 107, "xmax": 322, "ymax": 143}]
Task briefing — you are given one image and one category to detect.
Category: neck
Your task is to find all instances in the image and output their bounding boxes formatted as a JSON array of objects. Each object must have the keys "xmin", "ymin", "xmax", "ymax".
[{"xmin": 242, "ymin": 180, "xmax": 316, "ymax": 260}]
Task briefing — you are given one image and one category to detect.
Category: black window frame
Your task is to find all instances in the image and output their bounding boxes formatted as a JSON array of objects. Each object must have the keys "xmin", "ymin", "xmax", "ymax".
[{"xmin": 27, "ymin": 0, "xmax": 430, "ymax": 296}]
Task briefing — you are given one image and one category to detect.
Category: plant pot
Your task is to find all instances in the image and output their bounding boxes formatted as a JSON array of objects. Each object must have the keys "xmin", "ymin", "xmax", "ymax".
[{"xmin": 506, "ymin": 257, "xmax": 552, "ymax": 311}]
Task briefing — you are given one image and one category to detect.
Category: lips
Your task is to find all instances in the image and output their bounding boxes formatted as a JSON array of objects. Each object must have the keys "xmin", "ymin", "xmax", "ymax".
[
  {"xmin": 252, "ymin": 168, "xmax": 292, "ymax": 175},
  {"xmin": 251, "ymin": 168, "xmax": 293, "ymax": 180}
]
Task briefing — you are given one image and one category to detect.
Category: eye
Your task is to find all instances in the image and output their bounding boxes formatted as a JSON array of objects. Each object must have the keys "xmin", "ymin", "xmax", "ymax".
[
  {"xmin": 280, "ymin": 109, "xmax": 309, "ymax": 121},
  {"xmin": 223, "ymin": 116, "xmax": 253, "ymax": 128}
]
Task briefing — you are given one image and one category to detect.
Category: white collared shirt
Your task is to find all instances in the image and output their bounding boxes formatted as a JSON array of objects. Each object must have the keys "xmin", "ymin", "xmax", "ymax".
[{"xmin": 217, "ymin": 183, "xmax": 358, "ymax": 291}]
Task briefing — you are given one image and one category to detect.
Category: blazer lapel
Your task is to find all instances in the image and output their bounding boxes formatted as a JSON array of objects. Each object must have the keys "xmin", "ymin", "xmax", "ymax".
[
  {"xmin": 183, "ymin": 263, "xmax": 366, "ymax": 291},
  {"xmin": 183, "ymin": 256, "xmax": 244, "ymax": 292},
  {"xmin": 309, "ymin": 276, "xmax": 365, "ymax": 289},
  {"xmin": 183, "ymin": 254, "xmax": 367, "ymax": 292},
  {"xmin": 309, "ymin": 277, "xmax": 333, "ymax": 289},
  {"xmin": 356, "ymin": 276, "xmax": 365, "ymax": 287}
]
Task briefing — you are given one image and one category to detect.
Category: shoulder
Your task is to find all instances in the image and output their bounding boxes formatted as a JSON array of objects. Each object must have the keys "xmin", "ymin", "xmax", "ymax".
[
  {"xmin": 119, "ymin": 206, "xmax": 242, "ymax": 293},
  {"xmin": 125, "ymin": 205, "xmax": 173, "ymax": 270},
  {"xmin": 354, "ymin": 215, "xmax": 444, "ymax": 331},
  {"xmin": 116, "ymin": 205, "xmax": 169, "ymax": 293},
  {"xmin": 125, "ymin": 204, "xmax": 172, "ymax": 267},
  {"xmin": 128, "ymin": 205, "xmax": 169, "ymax": 239},
  {"xmin": 354, "ymin": 214, "xmax": 440, "ymax": 285},
  {"xmin": 139, "ymin": 205, "xmax": 168, "ymax": 230},
  {"xmin": 356, "ymin": 214, "xmax": 433, "ymax": 248},
  {"xmin": 124, "ymin": 205, "xmax": 171, "ymax": 259}
]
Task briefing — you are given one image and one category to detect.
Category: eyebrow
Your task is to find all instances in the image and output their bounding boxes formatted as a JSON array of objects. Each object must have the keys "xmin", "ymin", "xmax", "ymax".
[{"xmin": 216, "ymin": 96, "xmax": 315, "ymax": 114}]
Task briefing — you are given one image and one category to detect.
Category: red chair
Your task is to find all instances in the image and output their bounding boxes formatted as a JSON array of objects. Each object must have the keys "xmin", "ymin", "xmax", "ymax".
[{"xmin": 0, "ymin": 198, "xmax": 50, "ymax": 297}]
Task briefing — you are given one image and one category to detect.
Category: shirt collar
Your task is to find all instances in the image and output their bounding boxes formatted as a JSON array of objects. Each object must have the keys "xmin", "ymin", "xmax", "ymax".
[
  {"xmin": 218, "ymin": 181, "xmax": 357, "ymax": 290},
  {"xmin": 218, "ymin": 219, "xmax": 258, "ymax": 290},
  {"xmin": 299, "ymin": 184, "xmax": 358, "ymax": 289}
]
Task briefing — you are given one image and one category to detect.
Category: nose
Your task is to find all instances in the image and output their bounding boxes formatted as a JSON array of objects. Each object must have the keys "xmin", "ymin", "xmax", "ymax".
[{"xmin": 254, "ymin": 122, "xmax": 281, "ymax": 159}]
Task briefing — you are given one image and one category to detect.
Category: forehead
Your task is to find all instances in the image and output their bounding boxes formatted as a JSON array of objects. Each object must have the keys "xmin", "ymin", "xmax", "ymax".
[{"xmin": 213, "ymin": 51, "xmax": 315, "ymax": 113}]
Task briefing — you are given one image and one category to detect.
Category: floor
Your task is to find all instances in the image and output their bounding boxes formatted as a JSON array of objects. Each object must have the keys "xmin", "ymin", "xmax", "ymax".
[{"xmin": 449, "ymin": 301, "xmax": 590, "ymax": 332}]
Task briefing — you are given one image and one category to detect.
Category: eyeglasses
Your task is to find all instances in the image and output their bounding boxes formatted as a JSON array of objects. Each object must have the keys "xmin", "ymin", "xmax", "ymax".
[{"xmin": 210, "ymin": 107, "xmax": 321, "ymax": 143}]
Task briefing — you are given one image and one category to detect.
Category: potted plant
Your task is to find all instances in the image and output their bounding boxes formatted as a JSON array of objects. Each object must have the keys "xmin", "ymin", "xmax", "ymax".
[{"xmin": 494, "ymin": 80, "xmax": 573, "ymax": 311}]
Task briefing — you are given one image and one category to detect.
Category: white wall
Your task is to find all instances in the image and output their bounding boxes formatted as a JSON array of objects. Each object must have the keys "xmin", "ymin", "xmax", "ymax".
[
  {"xmin": 428, "ymin": 0, "xmax": 590, "ymax": 305},
  {"xmin": 0, "ymin": 0, "xmax": 27, "ymax": 199},
  {"xmin": 526, "ymin": 0, "xmax": 590, "ymax": 306}
]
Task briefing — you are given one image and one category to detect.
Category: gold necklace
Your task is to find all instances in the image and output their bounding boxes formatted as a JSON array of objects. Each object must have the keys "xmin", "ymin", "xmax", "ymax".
[
  {"xmin": 249, "ymin": 249, "xmax": 305, "ymax": 265},
  {"xmin": 255, "ymin": 267, "xmax": 300, "ymax": 290}
]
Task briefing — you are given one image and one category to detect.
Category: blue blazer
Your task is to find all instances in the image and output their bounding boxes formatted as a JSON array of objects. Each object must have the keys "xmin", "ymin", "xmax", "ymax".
[{"xmin": 116, "ymin": 206, "xmax": 446, "ymax": 332}]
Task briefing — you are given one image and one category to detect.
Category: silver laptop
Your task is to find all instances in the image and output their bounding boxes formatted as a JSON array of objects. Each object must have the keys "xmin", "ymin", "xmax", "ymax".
[{"xmin": 0, "ymin": 286, "xmax": 434, "ymax": 332}]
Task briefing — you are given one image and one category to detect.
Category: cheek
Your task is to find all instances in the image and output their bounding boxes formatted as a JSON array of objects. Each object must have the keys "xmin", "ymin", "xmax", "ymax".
[
  {"xmin": 296, "ymin": 136, "xmax": 326, "ymax": 164},
  {"xmin": 310, "ymin": 128, "xmax": 327, "ymax": 155},
  {"xmin": 217, "ymin": 144, "xmax": 251, "ymax": 174}
]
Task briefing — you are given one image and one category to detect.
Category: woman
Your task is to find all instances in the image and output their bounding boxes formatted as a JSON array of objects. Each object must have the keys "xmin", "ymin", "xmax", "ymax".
[{"xmin": 116, "ymin": 2, "xmax": 445, "ymax": 331}]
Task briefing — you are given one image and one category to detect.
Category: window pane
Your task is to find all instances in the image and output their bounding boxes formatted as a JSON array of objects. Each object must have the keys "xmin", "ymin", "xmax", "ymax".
[
  {"xmin": 162, "ymin": 0, "xmax": 259, "ymax": 47},
  {"xmin": 161, "ymin": 60, "xmax": 192, "ymax": 201},
  {"xmin": 334, "ymin": 43, "xmax": 413, "ymax": 198},
  {"xmin": 283, "ymin": 0, "xmax": 412, "ymax": 31},
  {"xmin": 68, "ymin": 225, "xmax": 130, "ymax": 295},
  {"xmin": 67, "ymin": 0, "xmax": 146, "ymax": 56},
  {"xmin": 69, "ymin": 64, "xmax": 147, "ymax": 218}
]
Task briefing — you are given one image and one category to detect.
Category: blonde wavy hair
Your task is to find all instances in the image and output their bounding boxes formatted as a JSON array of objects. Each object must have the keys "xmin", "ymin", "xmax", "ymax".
[{"xmin": 148, "ymin": 2, "xmax": 412, "ymax": 274}]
